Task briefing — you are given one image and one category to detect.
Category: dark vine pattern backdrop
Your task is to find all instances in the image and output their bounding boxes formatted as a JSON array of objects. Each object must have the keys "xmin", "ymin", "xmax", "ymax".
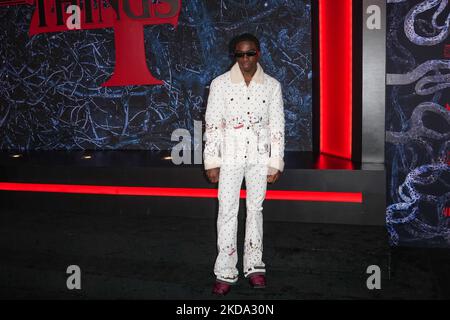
[
  {"xmin": 386, "ymin": 0, "xmax": 449, "ymax": 247},
  {"xmin": 0, "ymin": 1, "xmax": 312, "ymax": 151}
]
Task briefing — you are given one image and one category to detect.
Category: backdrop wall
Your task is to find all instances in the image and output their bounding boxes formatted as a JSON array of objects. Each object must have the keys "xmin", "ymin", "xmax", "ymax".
[
  {"xmin": 0, "ymin": 0, "xmax": 312, "ymax": 151},
  {"xmin": 386, "ymin": 0, "xmax": 449, "ymax": 247}
]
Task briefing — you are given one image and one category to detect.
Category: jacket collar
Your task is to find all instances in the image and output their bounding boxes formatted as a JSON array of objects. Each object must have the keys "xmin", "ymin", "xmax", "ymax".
[{"xmin": 230, "ymin": 62, "xmax": 265, "ymax": 85}]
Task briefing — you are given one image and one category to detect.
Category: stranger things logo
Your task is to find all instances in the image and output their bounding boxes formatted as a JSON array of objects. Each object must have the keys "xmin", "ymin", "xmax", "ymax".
[{"xmin": 0, "ymin": 0, "xmax": 182, "ymax": 86}]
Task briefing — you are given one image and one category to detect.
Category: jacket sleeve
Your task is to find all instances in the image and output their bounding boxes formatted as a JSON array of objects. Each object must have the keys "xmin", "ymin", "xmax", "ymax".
[
  {"xmin": 203, "ymin": 78, "xmax": 224, "ymax": 170},
  {"xmin": 268, "ymin": 81, "xmax": 285, "ymax": 172}
]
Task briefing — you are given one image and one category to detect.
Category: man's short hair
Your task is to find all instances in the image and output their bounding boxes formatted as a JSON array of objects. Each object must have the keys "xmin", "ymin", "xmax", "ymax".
[{"xmin": 229, "ymin": 33, "xmax": 261, "ymax": 53}]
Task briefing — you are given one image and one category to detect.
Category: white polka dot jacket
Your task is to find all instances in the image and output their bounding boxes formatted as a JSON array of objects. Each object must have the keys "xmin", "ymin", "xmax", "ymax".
[{"xmin": 204, "ymin": 62, "xmax": 285, "ymax": 172}]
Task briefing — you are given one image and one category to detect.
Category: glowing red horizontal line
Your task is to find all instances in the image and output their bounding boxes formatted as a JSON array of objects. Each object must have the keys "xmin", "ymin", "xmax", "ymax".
[{"xmin": 0, "ymin": 182, "xmax": 363, "ymax": 203}]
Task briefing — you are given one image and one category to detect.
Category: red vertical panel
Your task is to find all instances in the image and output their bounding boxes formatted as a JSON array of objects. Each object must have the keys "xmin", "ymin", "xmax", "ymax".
[{"xmin": 319, "ymin": 0, "xmax": 353, "ymax": 159}]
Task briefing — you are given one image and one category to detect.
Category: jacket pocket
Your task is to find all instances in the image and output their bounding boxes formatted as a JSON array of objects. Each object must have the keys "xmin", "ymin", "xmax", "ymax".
[
  {"xmin": 222, "ymin": 132, "xmax": 237, "ymax": 164},
  {"xmin": 257, "ymin": 131, "xmax": 270, "ymax": 155}
]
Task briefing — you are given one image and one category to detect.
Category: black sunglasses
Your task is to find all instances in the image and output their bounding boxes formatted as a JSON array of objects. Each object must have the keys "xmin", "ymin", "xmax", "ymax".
[{"xmin": 234, "ymin": 50, "xmax": 258, "ymax": 58}]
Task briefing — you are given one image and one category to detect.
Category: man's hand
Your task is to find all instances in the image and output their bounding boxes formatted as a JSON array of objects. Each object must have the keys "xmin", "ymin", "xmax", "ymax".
[
  {"xmin": 267, "ymin": 170, "xmax": 281, "ymax": 184},
  {"xmin": 206, "ymin": 168, "xmax": 220, "ymax": 183}
]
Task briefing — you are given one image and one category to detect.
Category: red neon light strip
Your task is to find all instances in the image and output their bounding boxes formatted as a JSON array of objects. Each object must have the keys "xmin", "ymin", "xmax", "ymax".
[
  {"xmin": 319, "ymin": 0, "xmax": 353, "ymax": 159},
  {"xmin": 0, "ymin": 182, "xmax": 363, "ymax": 203},
  {"xmin": 444, "ymin": 207, "xmax": 450, "ymax": 217}
]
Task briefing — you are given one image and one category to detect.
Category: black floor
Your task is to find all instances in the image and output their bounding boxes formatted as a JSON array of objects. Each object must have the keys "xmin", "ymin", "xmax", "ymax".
[{"xmin": 1, "ymin": 205, "xmax": 449, "ymax": 300}]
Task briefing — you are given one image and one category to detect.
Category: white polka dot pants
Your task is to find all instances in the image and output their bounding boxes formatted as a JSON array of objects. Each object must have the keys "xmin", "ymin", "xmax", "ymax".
[{"xmin": 214, "ymin": 163, "xmax": 268, "ymax": 284}]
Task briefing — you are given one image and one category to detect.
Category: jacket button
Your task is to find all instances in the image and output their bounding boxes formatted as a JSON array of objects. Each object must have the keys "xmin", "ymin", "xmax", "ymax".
[
  {"xmin": 247, "ymin": 97, "xmax": 250, "ymax": 100},
  {"xmin": 247, "ymin": 141, "xmax": 249, "ymax": 144},
  {"xmin": 231, "ymin": 98, "xmax": 234, "ymax": 101},
  {"xmin": 244, "ymin": 156, "xmax": 247, "ymax": 158},
  {"xmin": 247, "ymin": 127, "xmax": 250, "ymax": 129},
  {"xmin": 263, "ymin": 100, "xmax": 266, "ymax": 103}
]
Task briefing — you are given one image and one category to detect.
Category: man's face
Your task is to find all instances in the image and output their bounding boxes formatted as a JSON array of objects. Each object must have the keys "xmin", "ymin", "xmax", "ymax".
[{"xmin": 235, "ymin": 41, "xmax": 259, "ymax": 73}]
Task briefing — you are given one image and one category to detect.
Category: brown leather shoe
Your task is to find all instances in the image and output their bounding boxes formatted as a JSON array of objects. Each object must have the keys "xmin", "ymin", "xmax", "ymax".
[
  {"xmin": 212, "ymin": 281, "xmax": 231, "ymax": 296},
  {"xmin": 249, "ymin": 274, "xmax": 266, "ymax": 288}
]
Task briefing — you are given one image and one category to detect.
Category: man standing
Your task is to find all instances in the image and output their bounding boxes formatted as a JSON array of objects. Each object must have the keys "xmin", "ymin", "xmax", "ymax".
[{"xmin": 204, "ymin": 33, "xmax": 285, "ymax": 296}]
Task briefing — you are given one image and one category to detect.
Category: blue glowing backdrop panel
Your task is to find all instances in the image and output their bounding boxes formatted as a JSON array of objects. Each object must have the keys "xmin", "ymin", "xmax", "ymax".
[
  {"xmin": 0, "ymin": 1, "xmax": 312, "ymax": 151},
  {"xmin": 386, "ymin": 0, "xmax": 449, "ymax": 247}
]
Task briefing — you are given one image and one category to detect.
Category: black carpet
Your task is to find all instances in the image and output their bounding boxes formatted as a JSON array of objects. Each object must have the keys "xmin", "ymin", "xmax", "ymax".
[{"xmin": 0, "ymin": 206, "xmax": 449, "ymax": 300}]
